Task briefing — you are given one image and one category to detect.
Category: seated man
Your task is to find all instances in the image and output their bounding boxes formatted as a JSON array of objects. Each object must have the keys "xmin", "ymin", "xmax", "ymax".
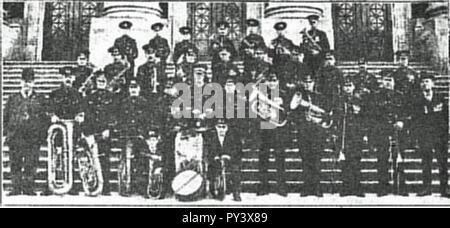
[{"xmin": 205, "ymin": 118, "xmax": 243, "ymax": 201}]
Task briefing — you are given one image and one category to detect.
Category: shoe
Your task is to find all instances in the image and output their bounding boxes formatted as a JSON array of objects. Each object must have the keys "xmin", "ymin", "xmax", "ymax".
[
  {"xmin": 417, "ymin": 190, "xmax": 432, "ymax": 197},
  {"xmin": 7, "ymin": 191, "xmax": 22, "ymax": 196},
  {"xmin": 356, "ymin": 192, "xmax": 365, "ymax": 198},
  {"xmin": 277, "ymin": 189, "xmax": 288, "ymax": 197},
  {"xmin": 102, "ymin": 192, "xmax": 111, "ymax": 196},
  {"xmin": 377, "ymin": 192, "xmax": 389, "ymax": 197},
  {"xmin": 256, "ymin": 190, "xmax": 269, "ymax": 196},
  {"xmin": 315, "ymin": 191, "xmax": 323, "ymax": 197},
  {"xmin": 68, "ymin": 191, "xmax": 79, "ymax": 196},
  {"xmin": 40, "ymin": 190, "xmax": 53, "ymax": 196},
  {"xmin": 23, "ymin": 191, "xmax": 37, "ymax": 196},
  {"xmin": 300, "ymin": 192, "xmax": 312, "ymax": 197},
  {"xmin": 398, "ymin": 192, "xmax": 409, "ymax": 197},
  {"xmin": 233, "ymin": 192, "xmax": 242, "ymax": 202},
  {"xmin": 440, "ymin": 189, "xmax": 450, "ymax": 198}
]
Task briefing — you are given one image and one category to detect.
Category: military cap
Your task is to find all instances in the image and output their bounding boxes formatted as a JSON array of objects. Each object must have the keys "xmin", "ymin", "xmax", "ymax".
[
  {"xmin": 420, "ymin": 71, "xmax": 435, "ymax": 81},
  {"xmin": 22, "ymin": 68, "xmax": 35, "ymax": 82},
  {"xmin": 301, "ymin": 73, "xmax": 314, "ymax": 83},
  {"xmin": 342, "ymin": 75, "xmax": 356, "ymax": 85},
  {"xmin": 119, "ymin": 21, "xmax": 133, "ymax": 30},
  {"xmin": 59, "ymin": 66, "xmax": 74, "ymax": 76},
  {"xmin": 246, "ymin": 19, "xmax": 260, "ymax": 27},
  {"xmin": 307, "ymin": 14, "xmax": 320, "ymax": 21},
  {"xmin": 129, "ymin": 79, "xmax": 139, "ymax": 88},
  {"xmin": 396, "ymin": 50, "xmax": 410, "ymax": 57},
  {"xmin": 358, "ymin": 57, "xmax": 366, "ymax": 65},
  {"xmin": 79, "ymin": 50, "xmax": 90, "ymax": 57},
  {"xmin": 147, "ymin": 127, "xmax": 160, "ymax": 136},
  {"xmin": 218, "ymin": 46, "xmax": 233, "ymax": 54},
  {"xmin": 274, "ymin": 22, "xmax": 287, "ymax": 31},
  {"xmin": 216, "ymin": 21, "xmax": 230, "ymax": 29},
  {"xmin": 266, "ymin": 70, "xmax": 278, "ymax": 80},
  {"xmin": 193, "ymin": 64, "xmax": 208, "ymax": 71},
  {"xmin": 325, "ymin": 50, "xmax": 335, "ymax": 59},
  {"xmin": 179, "ymin": 26, "xmax": 192, "ymax": 35},
  {"xmin": 142, "ymin": 43, "xmax": 156, "ymax": 53},
  {"xmin": 108, "ymin": 46, "xmax": 122, "ymax": 55},
  {"xmin": 151, "ymin": 22, "xmax": 164, "ymax": 32}
]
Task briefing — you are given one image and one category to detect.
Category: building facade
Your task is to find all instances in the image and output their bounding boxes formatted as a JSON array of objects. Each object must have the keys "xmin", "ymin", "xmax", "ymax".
[{"xmin": 2, "ymin": 1, "xmax": 448, "ymax": 72}]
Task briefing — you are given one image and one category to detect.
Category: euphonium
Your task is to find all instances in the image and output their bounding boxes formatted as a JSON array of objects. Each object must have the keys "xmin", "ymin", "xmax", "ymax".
[
  {"xmin": 305, "ymin": 102, "xmax": 333, "ymax": 129},
  {"xmin": 47, "ymin": 120, "xmax": 74, "ymax": 195},
  {"xmin": 249, "ymin": 87, "xmax": 287, "ymax": 127},
  {"xmin": 77, "ymin": 134, "xmax": 104, "ymax": 196}
]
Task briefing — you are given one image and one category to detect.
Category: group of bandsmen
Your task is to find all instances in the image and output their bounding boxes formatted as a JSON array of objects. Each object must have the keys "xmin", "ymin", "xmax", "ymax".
[{"xmin": 3, "ymin": 15, "xmax": 449, "ymax": 201}]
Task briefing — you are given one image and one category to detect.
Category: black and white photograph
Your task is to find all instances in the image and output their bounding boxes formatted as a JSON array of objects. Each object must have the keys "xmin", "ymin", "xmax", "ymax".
[{"xmin": 1, "ymin": 0, "xmax": 450, "ymax": 208}]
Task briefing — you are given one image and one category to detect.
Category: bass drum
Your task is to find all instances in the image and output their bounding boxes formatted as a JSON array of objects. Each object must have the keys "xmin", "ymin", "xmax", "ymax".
[{"xmin": 171, "ymin": 170, "xmax": 204, "ymax": 202}]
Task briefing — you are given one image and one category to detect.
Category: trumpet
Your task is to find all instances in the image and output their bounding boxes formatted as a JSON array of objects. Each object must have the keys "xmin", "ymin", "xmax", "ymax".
[
  {"xmin": 77, "ymin": 134, "xmax": 104, "ymax": 196},
  {"xmin": 47, "ymin": 120, "xmax": 74, "ymax": 195},
  {"xmin": 292, "ymin": 92, "xmax": 333, "ymax": 128}
]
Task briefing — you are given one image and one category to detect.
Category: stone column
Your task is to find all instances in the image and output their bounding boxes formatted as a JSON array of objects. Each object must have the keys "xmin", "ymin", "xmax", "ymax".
[
  {"xmin": 392, "ymin": 3, "xmax": 411, "ymax": 62},
  {"xmin": 169, "ymin": 2, "xmax": 189, "ymax": 51},
  {"xmin": 23, "ymin": 1, "xmax": 45, "ymax": 61},
  {"xmin": 425, "ymin": 3, "xmax": 448, "ymax": 72},
  {"xmin": 246, "ymin": 3, "xmax": 264, "ymax": 35},
  {"xmin": 90, "ymin": 2, "xmax": 167, "ymax": 68},
  {"xmin": 262, "ymin": 3, "xmax": 334, "ymax": 48}
]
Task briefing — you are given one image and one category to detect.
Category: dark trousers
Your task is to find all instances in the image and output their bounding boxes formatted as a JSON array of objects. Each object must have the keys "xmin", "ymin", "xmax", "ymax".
[
  {"xmin": 10, "ymin": 143, "xmax": 40, "ymax": 193},
  {"xmin": 162, "ymin": 132, "xmax": 177, "ymax": 195},
  {"xmin": 299, "ymin": 129, "xmax": 324, "ymax": 194},
  {"xmin": 341, "ymin": 138, "xmax": 362, "ymax": 195},
  {"xmin": 258, "ymin": 128, "xmax": 286, "ymax": 191},
  {"xmin": 97, "ymin": 138, "xmax": 111, "ymax": 194},
  {"xmin": 305, "ymin": 55, "xmax": 323, "ymax": 76},
  {"xmin": 208, "ymin": 157, "xmax": 242, "ymax": 194},
  {"xmin": 418, "ymin": 135, "xmax": 448, "ymax": 194}
]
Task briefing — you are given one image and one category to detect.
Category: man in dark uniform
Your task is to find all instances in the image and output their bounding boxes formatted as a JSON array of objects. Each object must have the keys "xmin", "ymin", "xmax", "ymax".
[
  {"xmin": 243, "ymin": 45, "xmax": 271, "ymax": 84},
  {"xmin": 212, "ymin": 47, "xmax": 241, "ymax": 85},
  {"xmin": 205, "ymin": 118, "xmax": 243, "ymax": 201},
  {"xmin": 334, "ymin": 76, "xmax": 365, "ymax": 197},
  {"xmin": 283, "ymin": 46, "xmax": 310, "ymax": 94},
  {"xmin": 173, "ymin": 26, "xmax": 199, "ymax": 66},
  {"xmin": 136, "ymin": 43, "xmax": 167, "ymax": 97},
  {"xmin": 175, "ymin": 47, "xmax": 199, "ymax": 84},
  {"xmin": 301, "ymin": 14, "xmax": 330, "ymax": 76},
  {"xmin": 148, "ymin": 22, "xmax": 170, "ymax": 73},
  {"xmin": 47, "ymin": 66, "xmax": 85, "ymax": 195},
  {"xmin": 4, "ymin": 68, "xmax": 48, "ymax": 196},
  {"xmin": 81, "ymin": 71, "xmax": 117, "ymax": 196},
  {"xmin": 72, "ymin": 50, "xmax": 95, "ymax": 94},
  {"xmin": 104, "ymin": 46, "xmax": 129, "ymax": 93},
  {"xmin": 412, "ymin": 73, "xmax": 449, "ymax": 197},
  {"xmin": 117, "ymin": 80, "xmax": 156, "ymax": 197},
  {"xmin": 316, "ymin": 51, "xmax": 343, "ymax": 105},
  {"xmin": 366, "ymin": 72, "xmax": 407, "ymax": 196},
  {"xmin": 114, "ymin": 21, "xmax": 138, "ymax": 82},
  {"xmin": 290, "ymin": 74, "xmax": 332, "ymax": 197},
  {"xmin": 353, "ymin": 57, "xmax": 380, "ymax": 98},
  {"xmin": 210, "ymin": 21, "xmax": 238, "ymax": 70},
  {"xmin": 268, "ymin": 22, "xmax": 295, "ymax": 74},
  {"xmin": 240, "ymin": 19, "xmax": 266, "ymax": 82},
  {"xmin": 251, "ymin": 71, "xmax": 288, "ymax": 197}
]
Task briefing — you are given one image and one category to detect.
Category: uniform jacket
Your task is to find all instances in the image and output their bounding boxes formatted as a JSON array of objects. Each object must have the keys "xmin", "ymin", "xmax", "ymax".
[
  {"xmin": 72, "ymin": 65, "xmax": 94, "ymax": 91},
  {"xmin": 240, "ymin": 34, "xmax": 266, "ymax": 62},
  {"xmin": 209, "ymin": 35, "xmax": 237, "ymax": 64},
  {"xmin": 81, "ymin": 89, "xmax": 117, "ymax": 135},
  {"xmin": 410, "ymin": 91, "xmax": 448, "ymax": 139},
  {"xmin": 148, "ymin": 35, "xmax": 170, "ymax": 61},
  {"xmin": 212, "ymin": 61, "xmax": 241, "ymax": 85},
  {"xmin": 173, "ymin": 40, "xmax": 199, "ymax": 63},
  {"xmin": 48, "ymin": 86, "xmax": 83, "ymax": 119},
  {"xmin": 302, "ymin": 29, "xmax": 330, "ymax": 57},
  {"xmin": 136, "ymin": 61, "xmax": 167, "ymax": 96},
  {"xmin": 205, "ymin": 127, "xmax": 243, "ymax": 163},
  {"xmin": 114, "ymin": 35, "xmax": 138, "ymax": 63}
]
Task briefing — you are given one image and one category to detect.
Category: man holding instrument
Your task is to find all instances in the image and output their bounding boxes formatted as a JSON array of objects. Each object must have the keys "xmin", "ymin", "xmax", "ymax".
[
  {"xmin": 104, "ymin": 46, "xmax": 129, "ymax": 94},
  {"xmin": 114, "ymin": 21, "xmax": 138, "ymax": 84},
  {"xmin": 137, "ymin": 43, "xmax": 166, "ymax": 97},
  {"xmin": 301, "ymin": 14, "xmax": 330, "ymax": 76}
]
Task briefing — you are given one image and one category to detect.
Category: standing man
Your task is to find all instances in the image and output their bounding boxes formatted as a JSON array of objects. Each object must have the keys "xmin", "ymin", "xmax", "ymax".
[
  {"xmin": 366, "ymin": 72, "xmax": 407, "ymax": 196},
  {"xmin": 290, "ymin": 74, "xmax": 332, "ymax": 197},
  {"xmin": 243, "ymin": 45, "xmax": 271, "ymax": 84},
  {"xmin": 175, "ymin": 47, "xmax": 199, "ymax": 84},
  {"xmin": 268, "ymin": 22, "xmax": 295, "ymax": 75},
  {"xmin": 353, "ymin": 57, "xmax": 380, "ymax": 98},
  {"xmin": 252, "ymin": 72, "xmax": 288, "ymax": 197},
  {"xmin": 104, "ymin": 46, "xmax": 129, "ymax": 93},
  {"xmin": 240, "ymin": 19, "xmax": 266, "ymax": 82},
  {"xmin": 412, "ymin": 73, "xmax": 449, "ymax": 197},
  {"xmin": 301, "ymin": 14, "xmax": 330, "ymax": 76},
  {"xmin": 315, "ymin": 51, "xmax": 343, "ymax": 105},
  {"xmin": 47, "ymin": 67, "xmax": 84, "ymax": 196},
  {"xmin": 334, "ymin": 76, "xmax": 365, "ymax": 197},
  {"xmin": 392, "ymin": 50, "xmax": 420, "ymax": 98},
  {"xmin": 4, "ymin": 68, "xmax": 48, "ymax": 196},
  {"xmin": 72, "ymin": 50, "xmax": 95, "ymax": 95},
  {"xmin": 212, "ymin": 47, "xmax": 241, "ymax": 85},
  {"xmin": 173, "ymin": 26, "xmax": 199, "ymax": 66},
  {"xmin": 205, "ymin": 118, "xmax": 243, "ymax": 201},
  {"xmin": 283, "ymin": 46, "xmax": 310, "ymax": 94},
  {"xmin": 81, "ymin": 71, "xmax": 117, "ymax": 196},
  {"xmin": 137, "ymin": 43, "xmax": 167, "ymax": 97},
  {"xmin": 210, "ymin": 21, "xmax": 238, "ymax": 71},
  {"xmin": 148, "ymin": 22, "xmax": 170, "ymax": 73},
  {"xmin": 114, "ymin": 21, "xmax": 138, "ymax": 83}
]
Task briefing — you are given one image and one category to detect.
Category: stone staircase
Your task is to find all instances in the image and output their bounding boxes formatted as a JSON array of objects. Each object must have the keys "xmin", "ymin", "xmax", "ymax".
[{"xmin": 2, "ymin": 61, "xmax": 450, "ymax": 193}]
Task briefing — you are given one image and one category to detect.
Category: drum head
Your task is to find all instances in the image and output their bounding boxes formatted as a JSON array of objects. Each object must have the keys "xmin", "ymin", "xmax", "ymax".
[{"xmin": 172, "ymin": 170, "xmax": 203, "ymax": 196}]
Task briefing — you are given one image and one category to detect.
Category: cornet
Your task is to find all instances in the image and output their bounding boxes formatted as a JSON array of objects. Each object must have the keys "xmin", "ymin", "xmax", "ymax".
[{"xmin": 47, "ymin": 120, "xmax": 75, "ymax": 195}]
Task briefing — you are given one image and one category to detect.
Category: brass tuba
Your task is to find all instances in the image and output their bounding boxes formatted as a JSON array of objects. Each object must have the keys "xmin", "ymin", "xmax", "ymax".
[
  {"xmin": 249, "ymin": 83, "xmax": 288, "ymax": 127},
  {"xmin": 47, "ymin": 120, "xmax": 74, "ymax": 195},
  {"xmin": 146, "ymin": 136, "xmax": 164, "ymax": 199},
  {"xmin": 77, "ymin": 134, "xmax": 104, "ymax": 196}
]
